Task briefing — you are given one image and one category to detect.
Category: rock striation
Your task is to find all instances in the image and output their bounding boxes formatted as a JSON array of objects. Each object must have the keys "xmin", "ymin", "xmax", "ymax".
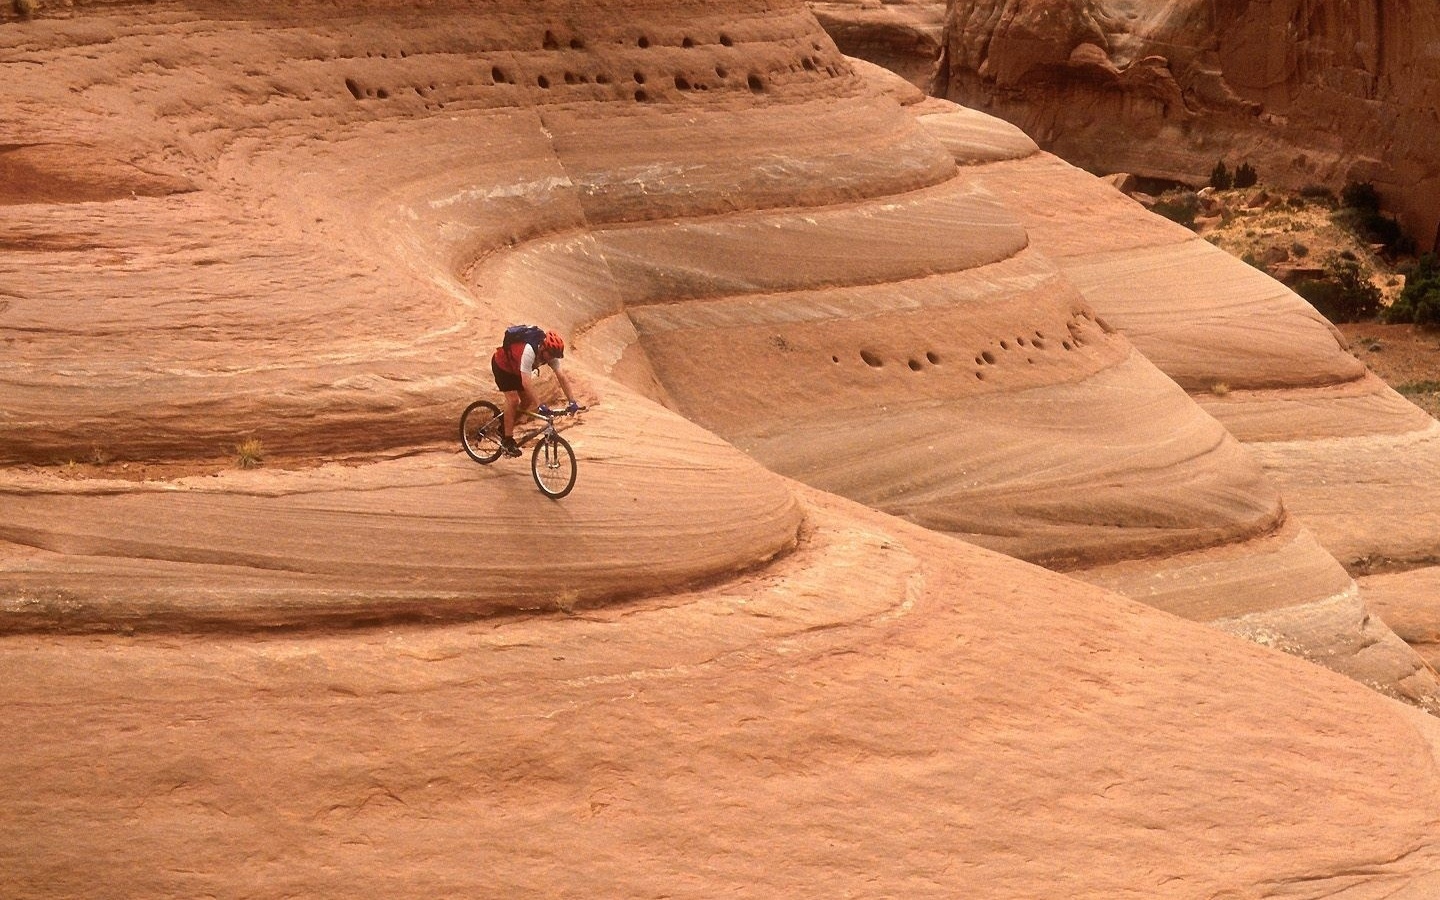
[
  {"xmin": 812, "ymin": 0, "xmax": 1440, "ymax": 253},
  {"xmin": 6, "ymin": 1, "xmax": 1440, "ymax": 896}
]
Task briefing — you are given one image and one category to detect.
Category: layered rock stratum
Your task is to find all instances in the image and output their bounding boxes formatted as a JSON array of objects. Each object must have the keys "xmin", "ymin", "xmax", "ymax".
[
  {"xmin": 813, "ymin": 0, "xmax": 1440, "ymax": 254},
  {"xmin": 6, "ymin": 1, "xmax": 1440, "ymax": 896}
]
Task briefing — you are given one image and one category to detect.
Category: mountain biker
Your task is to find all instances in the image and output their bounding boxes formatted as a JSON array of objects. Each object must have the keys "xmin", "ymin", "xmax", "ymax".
[{"xmin": 491, "ymin": 325, "xmax": 579, "ymax": 457}]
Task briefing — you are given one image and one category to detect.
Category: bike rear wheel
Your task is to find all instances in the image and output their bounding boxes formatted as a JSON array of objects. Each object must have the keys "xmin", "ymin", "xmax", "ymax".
[
  {"xmin": 532, "ymin": 433, "xmax": 577, "ymax": 498},
  {"xmin": 460, "ymin": 400, "xmax": 505, "ymax": 464}
]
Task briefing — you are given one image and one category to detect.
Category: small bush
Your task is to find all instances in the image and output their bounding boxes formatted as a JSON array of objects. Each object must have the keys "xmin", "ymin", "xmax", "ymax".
[
  {"xmin": 1209, "ymin": 161, "xmax": 1232, "ymax": 191},
  {"xmin": 1295, "ymin": 256, "xmax": 1381, "ymax": 323},
  {"xmin": 1233, "ymin": 161, "xmax": 1258, "ymax": 189},
  {"xmin": 1384, "ymin": 254, "xmax": 1440, "ymax": 325},
  {"xmin": 1341, "ymin": 181, "xmax": 1382, "ymax": 215},
  {"xmin": 1152, "ymin": 191, "xmax": 1200, "ymax": 229},
  {"xmin": 1299, "ymin": 184, "xmax": 1337, "ymax": 206},
  {"xmin": 1291, "ymin": 242, "xmax": 1310, "ymax": 258},
  {"xmin": 235, "ymin": 437, "xmax": 265, "ymax": 469}
]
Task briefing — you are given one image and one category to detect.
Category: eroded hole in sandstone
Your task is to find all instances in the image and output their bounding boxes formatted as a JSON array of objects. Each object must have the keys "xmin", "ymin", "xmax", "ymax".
[
  {"xmin": 638, "ymin": 35, "xmax": 651, "ymax": 49},
  {"xmin": 634, "ymin": 71, "xmax": 646, "ymax": 84},
  {"xmin": 675, "ymin": 75, "xmax": 691, "ymax": 90},
  {"xmin": 908, "ymin": 359, "xmax": 923, "ymax": 371},
  {"xmin": 802, "ymin": 57, "xmax": 816, "ymax": 71},
  {"xmin": 564, "ymin": 72, "xmax": 578, "ymax": 84},
  {"xmin": 1033, "ymin": 339, "xmax": 1046, "ymax": 350},
  {"xmin": 570, "ymin": 37, "xmax": 585, "ymax": 50},
  {"xmin": 543, "ymin": 30, "xmax": 560, "ymax": 50},
  {"xmin": 634, "ymin": 89, "xmax": 649, "ymax": 102},
  {"xmin": 720, "ymin": 33, "xmax": 734, "ymax": 47},
  {"xmin": 683, "ymin": 37, "xmax": 695, "ymax": 48},
  {"xmin": 860, "ymin": 350, "xmax": 883, "ymax": 368},
  {"xmin": 715, "ymin": 65, "xmax": 728, "ymax": 78},
  {"xmin": 375, "ymin": 87, "xmax": 389, "ymax": 99},
  {"xmin": 492, "ymin": 66, "xmax": 508, "ymax": 84},
  {"xmin": 537, "ymin": 74, "xmax": 550, "ymax": 89},
  {"xmin": 926, "ymin": 351, "xmax": 941, "ymax": 364},
  {"xmin": 976, "ymin": 370, "xmax": 986, "ymax": 380},
  {"xmin": 1016, "ymin": 337, "xmax": 1028, "ymax": 346},
  {"xmin": 748, "ymin": 73, "xmax": 764, "ymax": 92},
  {"xmin": 1063, "ymin": 341, "xmax": 1074, "ymax": 350},
  {"xmin": 344, "ymin": 78, "xmax": 363, "ymax": 99},
  {"xmin": 831, "ymin": 355, "xmax": 840, "ymax": 364},
  {"xmin": 981, "ymin": 351, "xmax": 996, "ymax": 364},
  {"xmin": 999, "ymin": 340, "xmax": 1010, "ymax": 350},
  {"xmin": 596, "ymin": 73, "xmax": 612, "ymax": 84}
]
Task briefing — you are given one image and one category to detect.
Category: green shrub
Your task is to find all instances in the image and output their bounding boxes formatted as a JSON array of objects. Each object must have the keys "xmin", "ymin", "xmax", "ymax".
[
  {"xmin": 1299, "ymin": 184, "xmax": 1337, "ymax": 206},
  {"xmin": 1234, "ymin": 161, "xmax": 1258, "ymax": 188},
  {"xmin": 1341, "ymin": 181, "xmax": 1382, "ymax": 214},
  {"xmin": 1384, "ymin": 254, "xmax": 1440, "ymax": 325},
  {"xmin": 1152, "ymin": 191, "xmax": 1200, "ymax": 229},
  {"xmin": 1334, "ymin": 182, "xmax": 1415, "ymax": 257},
  {"xmin": 1296, "ymin": 256, "xmax": 1381, "ymax": 323},
  {"xmin": 1209, "ymin": 161, "xmax": 1232, "ymax": 190}
]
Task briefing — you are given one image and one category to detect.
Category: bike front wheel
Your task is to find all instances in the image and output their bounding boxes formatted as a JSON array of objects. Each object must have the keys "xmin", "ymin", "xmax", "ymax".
[
  {"xmin": 532, "ymin": 433, "xmax": 577, "ymax": 498},
  {"xmin": 460, "ymin": 400, "xmax": 505, "ymax": 464}
]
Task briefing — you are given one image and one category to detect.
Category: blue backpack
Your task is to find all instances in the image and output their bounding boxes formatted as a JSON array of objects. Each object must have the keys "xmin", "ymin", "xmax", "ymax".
[{"xmin": 502, "ymin": 324, "xmax": 545, "ymax": 349}]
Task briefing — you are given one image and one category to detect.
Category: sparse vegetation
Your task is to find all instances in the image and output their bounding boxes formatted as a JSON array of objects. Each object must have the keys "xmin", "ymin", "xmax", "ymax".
[
  {"xmin": 1293, "ymin": 255, "xmax": 1382, "ymax": 323},
  {"xmin": 13, "ymin": 0, "xmax": 37, "ymax": 19},
  {"xmin": 1210, "ymin": 382, "xmax": 1231, "ymax": 397},
  {"xmin": 553, "ymin": 588, "xmax": 580, "ymax": 614},
  {"xmin": 1336, "ymin": 180, "xmax": 1416, "ymax": 258},
  {"xmin": 1209, "ymin": 161, "xmax": 1232, "ymax": 191},
  {"xmin": 1152, "ymin": 190, "xmax": 1200, "ymax": 230},
  {"xmin": 1233, "ymin": 161, "xmax": 1258, "ymax": 189},
  {"xmin": 1396, "ymin": 379, "xmax": 1440, "ymax": 419},
  {"xmin": 1384, "ymin": 254, "xmax": 1440, "ymax": 325},
  {"xmin": 235, "ymin": 437, "xmax": 265, "ymax": 469}
]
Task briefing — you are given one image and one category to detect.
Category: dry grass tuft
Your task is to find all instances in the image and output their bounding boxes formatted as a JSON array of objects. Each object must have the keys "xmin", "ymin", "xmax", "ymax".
[
  {"xmin": 235, "ymin": 437, "xmax": 265, "ymax": 469},
  {"xmin": 1210, "ymin": 382, "xmax": 1231, "ymax": 397},
  {"xmin": 553, "ymin": 588, "xmax": 580, "ymax": 614}
]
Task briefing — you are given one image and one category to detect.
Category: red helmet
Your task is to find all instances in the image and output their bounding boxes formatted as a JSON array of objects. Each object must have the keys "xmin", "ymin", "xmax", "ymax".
[{"xmin": 541, "ymin": 330, "xmax": 565, "ymax": 358}]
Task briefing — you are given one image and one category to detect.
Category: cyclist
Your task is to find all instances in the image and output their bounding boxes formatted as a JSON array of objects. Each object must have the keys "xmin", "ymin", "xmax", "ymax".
[{"xmin": 491, "ymin": 325, "xmax": 579, "ymax": 457}]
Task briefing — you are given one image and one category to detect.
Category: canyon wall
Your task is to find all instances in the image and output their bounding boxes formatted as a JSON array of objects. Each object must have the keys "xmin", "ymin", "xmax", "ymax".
[{"xmin": 813, "ymin": 0, "xmax": 1440, "ymax": 252}]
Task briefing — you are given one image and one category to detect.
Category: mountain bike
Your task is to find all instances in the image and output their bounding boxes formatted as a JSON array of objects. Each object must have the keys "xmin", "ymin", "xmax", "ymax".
[{"xmin": 460, "ymin": 401, "xmax": 582, "ymax": 499}]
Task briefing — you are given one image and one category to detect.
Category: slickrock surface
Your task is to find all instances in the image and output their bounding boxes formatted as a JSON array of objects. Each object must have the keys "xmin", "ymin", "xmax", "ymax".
[
  {"xmin": 8, "ymin": 487, "xmax": 1440, "ymax": 899},
  {"xmin": 8, "ymin": 2, "xmax": 1440, "ymax": 896},
  {"xmin": 945, "ymin": 105, "xmax": 1440, "ymax": 693}
]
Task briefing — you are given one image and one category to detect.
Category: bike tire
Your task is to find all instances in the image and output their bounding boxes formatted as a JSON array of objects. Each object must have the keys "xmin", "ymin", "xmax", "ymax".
[
  {"xmin": 531, "ymin": 433, "xmax": 577, "ymax": 499},
  {"xmin": 460, "ymin": 400, "xmax": 505, "ymax": 464}
]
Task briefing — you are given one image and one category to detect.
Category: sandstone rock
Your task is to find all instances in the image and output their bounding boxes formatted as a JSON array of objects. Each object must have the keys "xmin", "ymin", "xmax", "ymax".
[
  {"xmin": 813, "ymin": 0, "xmax": 1440, "ymax": 252},
  {"xmin": 8, "ymin": 2, "xmax": 1440, "ymax": 896}
]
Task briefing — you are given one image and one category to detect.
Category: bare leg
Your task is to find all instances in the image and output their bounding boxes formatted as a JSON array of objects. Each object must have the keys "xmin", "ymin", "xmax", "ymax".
[
  {"xmin": 502, "ymin": 386, "xmax": 538, "ymax": 439},
  {"xmin": 501, "ymin": 391, "xmax": 521, "ymax": 439}
]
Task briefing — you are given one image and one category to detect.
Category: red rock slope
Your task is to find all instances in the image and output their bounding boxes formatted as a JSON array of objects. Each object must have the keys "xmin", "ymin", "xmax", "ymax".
[{"xmin": 6, "ymin": 2, "xmax": 1440, "ymax": 896}]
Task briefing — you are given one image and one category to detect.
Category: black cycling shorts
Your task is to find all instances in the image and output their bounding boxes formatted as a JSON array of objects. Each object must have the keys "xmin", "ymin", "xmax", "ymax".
[{"xmin": 491, "ymin": 351, "xmax": 523, "ymax": 393}]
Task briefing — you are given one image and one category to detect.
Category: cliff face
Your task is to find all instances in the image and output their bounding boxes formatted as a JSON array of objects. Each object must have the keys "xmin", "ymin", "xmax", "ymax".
[{"xmin": 814, "ymin": 0, "xmax": 1440, "ymax": 252}]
